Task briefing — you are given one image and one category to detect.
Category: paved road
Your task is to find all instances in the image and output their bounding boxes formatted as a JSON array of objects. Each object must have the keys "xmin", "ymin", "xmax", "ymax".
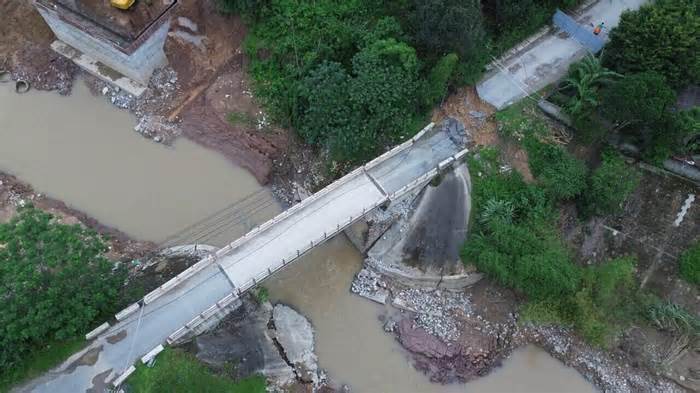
[
  {"xmin": 477, "ymin": 0, "xmax": 648, "ymax": 109},
  {"xmin": 19, "ymin": 124, "xmax": 465, "ymax": 393}
]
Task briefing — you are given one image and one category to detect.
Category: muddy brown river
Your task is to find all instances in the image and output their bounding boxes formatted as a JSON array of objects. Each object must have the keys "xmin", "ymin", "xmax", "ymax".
[
  {"xmin": 0, "ymin": 80, "xmax": 275, "ymax": 243},
  {"xmin": 0, "ymin": 81, "xmax": 596, "ymax": 392}
]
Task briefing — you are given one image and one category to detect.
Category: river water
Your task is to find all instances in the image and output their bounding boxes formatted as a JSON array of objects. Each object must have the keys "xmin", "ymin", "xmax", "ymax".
[
  {"xmin": 0, "ymin": 81, "xmax": 596, "ymax": 392},
  {"xmin": 0, "ymin": 80, "xmax": 274, "ymax": 243}
]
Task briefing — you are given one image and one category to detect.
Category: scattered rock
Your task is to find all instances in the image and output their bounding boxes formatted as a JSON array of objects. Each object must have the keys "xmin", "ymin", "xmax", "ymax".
[
  {"xmin": 392, "ymin": 287, "xmax": 472, "ymax": 343},
  {"xmin": 351, "ymin": 268, "xmax": 389, "ymax": 305},
  {"xmin": 133, "ymin": 115, "xmax": 180, "ymax": 145}
]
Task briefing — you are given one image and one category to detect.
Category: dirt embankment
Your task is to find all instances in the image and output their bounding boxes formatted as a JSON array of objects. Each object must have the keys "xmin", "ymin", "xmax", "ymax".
[
  {"xmin": 2, "ymin": 0, "xmax": 313, "ymax": 194},
  {"xmin": 0, "ymin": 172, "xmax": 154, "ymax": 261},
  {"xmin": 0, "ymin": 1, "xmax": 77, "ymax": 94}
]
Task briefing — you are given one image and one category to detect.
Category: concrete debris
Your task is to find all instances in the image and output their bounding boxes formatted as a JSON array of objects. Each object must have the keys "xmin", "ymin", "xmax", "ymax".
[
  {"xmin": 673, "ymin": 194, "xmax": 695, "ymax": 227},
  {"xmin": 272, "ymin": 304, "xmax": 319, "ymax": 384},
  {"xmin": 195, "ymin": 301, "xmax": 295, "ymax": 386},
  {"xmin": 133, "ymin": 115, "xmax": 180, "ymax": 145},
  {"xmin": 351, "ymin": 268, "xmax": 389, "ymax": 305}
]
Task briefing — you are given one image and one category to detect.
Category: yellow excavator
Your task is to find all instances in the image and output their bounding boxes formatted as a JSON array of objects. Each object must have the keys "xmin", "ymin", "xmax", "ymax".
[{"xmin": 110, "ymin": 0, "xmax": 135, "ymax": 10}]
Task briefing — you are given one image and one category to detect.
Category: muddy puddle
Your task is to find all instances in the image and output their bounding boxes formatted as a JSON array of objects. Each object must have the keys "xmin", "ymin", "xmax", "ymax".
[
  {"xmin": 0, "ymin": 79, "xmax": 277, "ymax": 243},
  {"xmin": 267, "ymin": 236, "xmax": 596, "ymax": 393}
]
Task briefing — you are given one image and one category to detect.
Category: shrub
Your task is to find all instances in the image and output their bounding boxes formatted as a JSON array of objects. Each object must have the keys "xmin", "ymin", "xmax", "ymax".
[
  {"xmin": 423, "ymin": 53, "xmax": 459, "ymax": 108},
  {"xmin": 581, "ymin": 151, "xmax": 640, "ymax": 216},
  {"xmin": 254, "ymin": 286, "xmax": 269, "ymax": 303},
  {"xmin": 463, "ymin": 156, "xmax": 580, "ymax": 302},
  {"xmin": 0, "ymin": 207, "xmax": 125, "ymax": 369},
  {"xmin": 524, "ymin": 137, "xmax": 588, "ymax": 200},
  {"xmin": 679, "ymin": 242, "xmax": 700, "ymax": 285},
  {"xmin": 647, "ymin": 301, "xmax": 700, "ymax": 336},
  {"xmin": 603, "ymin": 0, "xmax": 700, "ymax": 88},
  {"xmin": 572, "ymin": 257, "xmax": 637, "ymax": 346}
]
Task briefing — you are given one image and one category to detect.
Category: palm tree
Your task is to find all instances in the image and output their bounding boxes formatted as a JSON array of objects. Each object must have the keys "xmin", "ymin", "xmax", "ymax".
[{"xmin": 560, "ymin": 54, "xmax": 621, "ymax": 119}]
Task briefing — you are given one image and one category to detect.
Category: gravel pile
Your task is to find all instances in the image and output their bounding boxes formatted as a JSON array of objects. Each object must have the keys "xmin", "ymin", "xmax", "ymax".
[
  {"xmin": 96, "ymin": 67, "xmax": 179, "ymax": 116},
  {"xmin": 517, "ymin": 325, "xmax": 684, "ymax": 393},
  {"xmin": 351, "ymin": 268, "xmax": 389, "ymax": 304},
  {"xmin": 393, "ymin": 288, "xmax": 472, "ymax": 342}
]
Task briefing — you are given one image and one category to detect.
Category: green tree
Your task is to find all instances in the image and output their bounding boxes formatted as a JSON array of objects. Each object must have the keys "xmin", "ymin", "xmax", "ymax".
[
  {"xmin": 346, "ymin": 38, "xmax": 420, "ymax": 160},
  {"xmin": 423, "ymin": 53, "xmax": 459, "ymax": 108},
  {"xmin": 603, "ymin": 0, "xmax": 700, "ymax": 88},
  {"xmin": 560, "ymin": 55, "xmax": 621, "ymax": 120},
  {"xmin": 679, "ymin": 242, "xmax": 700, "ymax": 285},
  {"xmin": 0, "ymin": 207, "xmax": 125, "ymax": 368},
  {"xmin": 601, "ymin": 71, "xmax": 676, "ymax": 129},
  {"xmin": 298, "ymin": 39, "xmax": 420, "ymax": 164},
  {"xmin": 298, "ymin": 61, "xmax": 354, "ymax": 145},
  {"xmin": 581, "ymin": 151, "xmax": 640, "ymax": 216},
  {"xmin": 413, "ymin": 0, "xmax": 485, "ymax": 58}
]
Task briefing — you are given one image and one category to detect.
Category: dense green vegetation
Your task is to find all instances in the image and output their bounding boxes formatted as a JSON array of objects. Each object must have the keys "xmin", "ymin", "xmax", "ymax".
[
  {"xmin": 128, "ymin": 348, "xmax": 266, "ymax": 393},
  {"xmin": 0, "ymin": 338, "xmax": 85, "ymax": 392},
  {"xmin": 552, "ymin": 0, "xmax": 700, "ymax": 163},
  {"xmin": 463, "ymin": 147, "xmax": 643, "ymax": 345},
  {"xmin": 219, "ymin": 0, "xmax": 581, "ymax": 166},
  {"xmin": 602, "ymin": 0, "xmax": 699, "ymax": 88},
  {"xmin": 0, "ymin": 207, "xmax": 125, "ymax": 370},
  {"xmin": 560, "ymin": 55, "xmax": 620, "ymax": 122},
  {"xmin": 465, "ymin": 148, "xmax": 647, "ymax": 345},
  {"xmin": 0, "ymin": 207, "xmax": 127, "ymax": 389},
  {"xmin": 679, "ymin": 242, "xmax": 700, "ymax": 286}
]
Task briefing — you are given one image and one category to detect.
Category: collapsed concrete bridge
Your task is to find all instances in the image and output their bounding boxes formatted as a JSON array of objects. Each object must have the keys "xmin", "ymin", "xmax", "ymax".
[{"xmin": 19, "ymin": 121, "xmax": 469, "ymax": 393}]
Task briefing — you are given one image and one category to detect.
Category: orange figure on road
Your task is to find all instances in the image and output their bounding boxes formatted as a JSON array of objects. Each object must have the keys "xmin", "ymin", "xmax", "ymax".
[{"xmin": 593, "ymin": 22, "xmax": 605, "ymax": 35}]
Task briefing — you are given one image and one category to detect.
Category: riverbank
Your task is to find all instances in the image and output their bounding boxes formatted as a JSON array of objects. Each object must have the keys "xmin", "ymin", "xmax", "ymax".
[
  {"xmin": 353, "ymin": 268, "xmax": 683, "ymax": 392},
  {"xmin": 0, "ymin": 172, "xmax": 153, "ymax": 260},
  {"xmin": 1, "ymin": 0, "xmax": 325, "ymax": 206}
]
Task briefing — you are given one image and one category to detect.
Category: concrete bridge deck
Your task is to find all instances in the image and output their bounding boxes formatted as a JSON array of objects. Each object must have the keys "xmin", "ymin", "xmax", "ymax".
[{"xmin": 19, "ymin": 122, "xmax": 468, "ymax": 393}]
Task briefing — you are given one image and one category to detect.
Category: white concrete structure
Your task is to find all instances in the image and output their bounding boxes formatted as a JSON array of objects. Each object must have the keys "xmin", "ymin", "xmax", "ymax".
[
  {"xmin": 34, "ymin": 0, "xmax": 177, "ymax": 95},
  {"xmin": 477, "ymin": 0, "xmax": 648, "ymax": 109},
  {"xmin": 20, "ymin": 122, "xmax": 468, "ymax": 393}
]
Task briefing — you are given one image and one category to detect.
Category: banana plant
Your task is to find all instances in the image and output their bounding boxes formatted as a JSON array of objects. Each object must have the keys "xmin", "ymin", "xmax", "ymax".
[{"xmin": 560, "ymin": 54, "xmax": 621, "ymax": 119}]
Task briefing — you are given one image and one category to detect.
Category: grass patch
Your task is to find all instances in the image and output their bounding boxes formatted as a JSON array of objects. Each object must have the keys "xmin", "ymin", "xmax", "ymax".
[
  {"xmin": 127, "ymin": 348, "xmax": 265, "ymax": 393},
  {"xmin": 227, "ymin": 111, "xmax": 257, "ymax": 127},
  {"xmin": 679, "ymin": 242, "xmax": 700, "ymax": 286},
  {"xmin": 494, "ymin": 99, "xmax": 548, "ymax": 139},
  {"xmin": 0, "ymin": 338, "xmax": 85, "ymax": 392}
]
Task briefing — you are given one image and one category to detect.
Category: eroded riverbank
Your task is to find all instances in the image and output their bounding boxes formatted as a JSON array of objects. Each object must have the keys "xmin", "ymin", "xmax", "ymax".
[
  {"xmin": 265, "ymin": 236, "xmax": 597, "ymax": 393},
  {"xmin": 0, "ymin": 79, "xmax": 277, "ymax": 243}
]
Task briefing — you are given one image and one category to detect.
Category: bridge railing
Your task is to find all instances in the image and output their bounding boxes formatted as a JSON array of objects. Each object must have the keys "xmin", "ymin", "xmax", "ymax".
[
  {"xmin": 139, "ymin": 127, "xmax": 439, "ymax": 308},
  {"xmin": 164, "ymin": 197, "xmax": 390, "ymax": 345}
]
